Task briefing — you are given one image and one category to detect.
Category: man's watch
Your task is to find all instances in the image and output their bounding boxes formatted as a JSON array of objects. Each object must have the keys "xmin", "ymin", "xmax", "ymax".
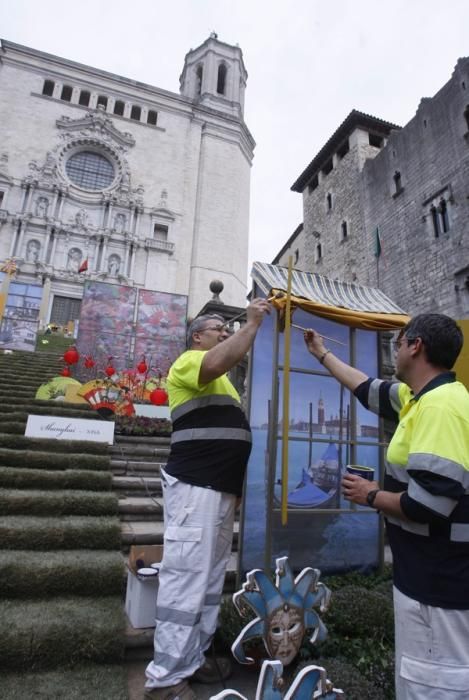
[{"xmin": 366, "ymin": 488, "xmax": 381, "ymax": 508}]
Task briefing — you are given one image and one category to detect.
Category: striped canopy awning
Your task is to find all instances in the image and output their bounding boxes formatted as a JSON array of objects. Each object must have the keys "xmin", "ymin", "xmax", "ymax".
[{"xmin": 251, "ymin": 261, "xmax": 409, "ymax": 330}]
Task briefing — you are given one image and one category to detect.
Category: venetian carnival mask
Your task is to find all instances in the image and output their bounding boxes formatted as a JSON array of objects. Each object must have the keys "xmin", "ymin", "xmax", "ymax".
[
  {"xmin": 265, "ymin": 603, "xmax": 305, "ymax": 665},
  {"xmin": 231, "ymin": 556, "xmax": 331, "ymax": 667}
]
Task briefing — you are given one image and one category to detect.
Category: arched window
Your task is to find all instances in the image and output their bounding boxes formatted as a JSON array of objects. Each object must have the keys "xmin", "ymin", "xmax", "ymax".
[
  {"xmin": 79, "ymin": 90, "xmax": 90, "ymax": 107},
  {"xmin": 326, "ymin": 193, "xmax": 332, "ymax": 211},
  {"xmin": 341, "ymin": 221, "xmax": 348, "ymax": 240},
  {"xmin": 61, "ymin": 85, "xmax": 73, "ymax": 102},
  {"xmin": 42, "ymin": 80, "xmax": 54, "ymax": 96},
  {"xmin": 464, "ymin": 105, "xmax": 469, "ymax": 131},
  {"xmin": 196, "ymin": 65, "xmax": 203, "ymax": 96},
  {"xmin": 114, "ymin": 100, "xmax": 125, "ymax": 116},
  {"xmin": 97, "ymin": 95, "xmax": 108, "ymax": 110},
  {"xmin": 130, "ymin": 105, "xmax": 141, "ymax": 121},
  {"xmin": 147, "ymin": 110, "xmax": 158, "ymax": 126},
  {"xmin": 217, "ymin": 63, "xmax": 227, "ymax": 95}
]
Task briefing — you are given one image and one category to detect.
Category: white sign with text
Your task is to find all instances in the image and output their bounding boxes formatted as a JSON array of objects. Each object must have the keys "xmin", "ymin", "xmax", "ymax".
[{"xmin": 25, "ymin": 415, "xmax": 115, "ymax": 444}]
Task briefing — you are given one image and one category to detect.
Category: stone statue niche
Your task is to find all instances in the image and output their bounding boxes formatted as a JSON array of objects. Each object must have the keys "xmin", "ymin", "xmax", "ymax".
[
  {"xmin": 107, "ymin": 253, "xmax": 121, "ymax": 276},
  {"xmin": 113, "ymin": 212, "xmax": 126, "ymax": 233},
  {"xmin": 67, "ymin": 247, "xmax": 83, "ymax": 272},
  {"xmin": 35, "ymin": 196, "xmax": 49, "ymax": 218},
  {"xmin": 26, "ymin": 239, "xmax": 41, "ymax": 263}
]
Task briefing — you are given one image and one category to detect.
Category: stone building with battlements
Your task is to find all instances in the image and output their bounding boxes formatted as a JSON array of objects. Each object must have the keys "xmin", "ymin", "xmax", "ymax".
[
  {"xmin": 275, "ymin": 58, "xmax": 469, "ymax": 320},
  {"xmin": 0, "ymin": 34, "xmax": 254, "ymax": 327}
]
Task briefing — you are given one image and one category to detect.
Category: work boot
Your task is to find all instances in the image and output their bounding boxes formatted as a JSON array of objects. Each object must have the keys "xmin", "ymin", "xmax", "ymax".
[
  {"xmin": 144, "ymin": 680, "xmax": 196, "ymax": 700},
  {"xmin": 192, "ymin": 656, "xmax": 232, "ymax": 684}
]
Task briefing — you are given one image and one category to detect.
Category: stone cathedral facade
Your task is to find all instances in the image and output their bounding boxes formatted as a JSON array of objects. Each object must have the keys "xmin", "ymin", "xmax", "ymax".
[{"xmin": 0, "ymin": 34, "xmax": 254, "ymax": 327}]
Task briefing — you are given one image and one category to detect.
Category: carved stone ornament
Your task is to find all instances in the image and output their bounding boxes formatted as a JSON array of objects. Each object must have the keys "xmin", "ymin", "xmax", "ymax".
[{"xmin": 56, "ymin": 110, "xmax": 136, "ymax": 148}]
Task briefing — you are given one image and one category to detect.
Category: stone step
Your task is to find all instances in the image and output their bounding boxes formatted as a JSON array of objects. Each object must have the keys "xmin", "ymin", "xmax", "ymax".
[
  {"xmin": 115, "ymin": 435, "xmax": 171, "ymax": 445},
  {"xmin": 118, "ymin": 496, "xmax": 164, "ymax": 520},
  {"xmin": 113, "ymin": 475, "xmax": 163, "ymax": 496},
  {"xmin": 121, "ymin": 521, "xmax": 240, "ymax": 547},
  {"xmin": 111, "ymin": 460, "xmax": 165, "ymax": 476},
  {"xmin": 110, "ymin": 443, "xmax": 171, "ymax": 458}
]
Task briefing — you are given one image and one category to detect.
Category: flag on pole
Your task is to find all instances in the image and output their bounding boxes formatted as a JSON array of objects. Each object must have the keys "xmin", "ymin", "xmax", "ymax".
[
  {"xmin": 374, "ymin": 228, "xmax": 382, "ymax": 258},
  {"xmin": 78, "ymin": 259, "xmax": 88, "ymax": 273}
]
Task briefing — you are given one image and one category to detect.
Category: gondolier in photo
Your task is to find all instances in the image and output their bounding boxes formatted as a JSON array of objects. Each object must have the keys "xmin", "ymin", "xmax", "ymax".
[
  {"xmin": 144, "ymin": 298, "xmax": 270, "ymax": 700},
  {"xmin": 304, "ymin": 313, "xmax": 469, "ymax": 699}
]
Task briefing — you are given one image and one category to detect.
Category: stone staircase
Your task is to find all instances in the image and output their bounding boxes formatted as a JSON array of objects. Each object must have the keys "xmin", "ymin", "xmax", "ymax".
[{"xmin": 0, "ymin": 349, "xmax": 240, "ymax": 666}]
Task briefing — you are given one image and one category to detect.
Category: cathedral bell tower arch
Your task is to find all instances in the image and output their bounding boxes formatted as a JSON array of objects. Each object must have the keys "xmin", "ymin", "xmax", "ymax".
[{"xmin": 179, "ymin": 32, "xmax": 247, "ymax": 117}]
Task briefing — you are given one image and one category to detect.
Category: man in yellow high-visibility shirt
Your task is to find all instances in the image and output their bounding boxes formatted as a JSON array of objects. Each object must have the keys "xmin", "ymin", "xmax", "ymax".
[
  {"xmin": 304, "ymin": 313, "xmax": 469, "ymax": 699},
  {"xmin": 145, "ymin": 298, "xmax": 270, "ymax": 700}
]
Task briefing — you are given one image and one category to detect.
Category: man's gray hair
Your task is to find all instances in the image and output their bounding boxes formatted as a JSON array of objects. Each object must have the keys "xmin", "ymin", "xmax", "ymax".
[{"xmin": 186, "ymin": 314, "xmax": 225, "ymax": 348}]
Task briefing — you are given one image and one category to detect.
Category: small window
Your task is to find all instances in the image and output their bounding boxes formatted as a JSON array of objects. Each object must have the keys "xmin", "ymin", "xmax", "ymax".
[
  {"xmin": 42, "ymin": 79, "xmax": 54, "ymax": 97},
  {"xmin": 217, "ymin": 63, "xmax": 227, "ymax": 95},
  {"xmin": 316, "ymin": 243, "xmax": 322, "ymax": 262},
  {"xmin": 196, "ymin": 65, "xmax": 203, "ymax": 96},
  {"xmin": 326, "ymin": 193, "xmax": 333, "ymax": 211},
  {"xmin": 114, "ymin": 100, "xmax": 125, "ymax": 116},
  {"xmin": 61, "ymin": 85, "xmax": 73, "ymax": 102},
  {"xmin": 322, "ymin": 158, "xmax": 333, "ymax": 176},
  {"xmin": 79, "ymin": 90, "xmax": 90, "ymax": 107},
  {"xmin": 337, "ymin": 140, "xmax": 350, "ymax": 159},
  {"xmin": 464, "ymin": 105, "xmax": 469, "ymax": 131},
  {"xmin": 439, "ymin": 198, "xmax": 449, "ymax": 233},
  {"xmin": 130, "ymin": 105, "xmax": 141, "ymax": 121},
  {"xmin": 0, "ymin": 191, "xmax": 4, "ymax": 208},
  {"xmin": 147, "ymin": 110, "xmax": 158, "ymax": 126},
  {"xmin": 308, "ymin": 175, "xmax": 319, "ymax": 193},
  {"xmin": 369, "ymin": 133, "xmax": 383, "ymax": 148},
  {"xmin": 97, "ymin": 95, "xmax": 108, "ymax": 109},
  {"xmin": 393, "ymin": 170, "xmax": 403, "ymax": 195},
  {"xmin": 154, "ymin": 224, "xmax": 168, "ymax": 240},
  {"xmin": 430, "ymin": 205, "xmax": 440, "ymax": 238},
  {"xmin": 341, "ymin": 221, "xmax": 348, "ymax": 240},
  {"xmin": 294, "ymin": 249, "xmax": 299, "ymax": 264}
]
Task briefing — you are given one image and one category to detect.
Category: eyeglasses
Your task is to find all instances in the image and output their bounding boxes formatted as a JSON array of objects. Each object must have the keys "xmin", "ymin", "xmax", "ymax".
[
  {"xmin": 200, "ymin": 326, "xmax": 228, "ymax": 333},
  {"xmin": 393, "ymin": 336, "xmax": 419, "ymax": 351}
]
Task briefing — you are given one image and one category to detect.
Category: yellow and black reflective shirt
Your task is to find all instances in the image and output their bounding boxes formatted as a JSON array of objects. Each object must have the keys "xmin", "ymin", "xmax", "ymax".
[
  {"xmin": 164, "ymin": 350, "xmax": 251, "ymax": 496},
  {"xmin": 355, "ymin": 372, "xmax": 469, "ymax": 609}
]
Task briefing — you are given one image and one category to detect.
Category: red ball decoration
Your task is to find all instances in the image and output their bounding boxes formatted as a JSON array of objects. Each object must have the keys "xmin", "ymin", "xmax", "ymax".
[
  {"xmin": 150, "ymin": 388, "xmax": 168, "ymax": 405},
  {"xmin": 61, "ymin": 367, "xmax": 71, "ymax": 377},
  {"xmin": 105, "ymin": 365, "xmax": 116, "ymax": 377},
  {"xmin": 63, "ymin": 346, "xmax": 80, "ymax": 365},
  {"xmin": 137, "ymin": 359, "xmax": 148, "ymax": 374},
  {"xmin": 84, "ymin": 356, "xmax": 95, "ymax": 369}
]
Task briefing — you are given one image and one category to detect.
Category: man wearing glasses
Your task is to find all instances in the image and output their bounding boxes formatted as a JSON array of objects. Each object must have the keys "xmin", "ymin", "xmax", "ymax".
[
  {"xmin": 145, "ymin": 298, "xmax": 270, "ymax": 700},
  {"xmin": 304, "ymin": 313, "xmax": 469, "ymax": 699}
]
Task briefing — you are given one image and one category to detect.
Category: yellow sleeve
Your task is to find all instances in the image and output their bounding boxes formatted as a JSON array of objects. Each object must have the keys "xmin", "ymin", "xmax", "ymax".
[{"xmin": 168, "ymin": 350, "xmax": 206, "ymax": 392}]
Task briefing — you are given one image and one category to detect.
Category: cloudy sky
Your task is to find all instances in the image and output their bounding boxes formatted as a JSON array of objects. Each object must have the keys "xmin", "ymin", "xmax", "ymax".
[{"xmin": 1, "ymin": 0, "xmax": 468, "ymax": 281}]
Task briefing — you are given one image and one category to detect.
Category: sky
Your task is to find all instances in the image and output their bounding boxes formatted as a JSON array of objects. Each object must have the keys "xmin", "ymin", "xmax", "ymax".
[{"xmin": 1, "ymin": 0, "xmax": 468, "ymax": 284}]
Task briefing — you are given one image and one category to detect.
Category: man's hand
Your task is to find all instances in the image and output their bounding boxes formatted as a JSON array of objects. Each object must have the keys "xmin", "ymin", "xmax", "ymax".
[
  {"xmin": 303, "ymin": 328, "xmax": 327, "ymax": 360},
  {"xmin": 246, "ymin": 298, "xmax": 271, "ymax": 326},
  {"xmin": 342, "ymin": 474, "xmax": 379, "ymax": 506}
]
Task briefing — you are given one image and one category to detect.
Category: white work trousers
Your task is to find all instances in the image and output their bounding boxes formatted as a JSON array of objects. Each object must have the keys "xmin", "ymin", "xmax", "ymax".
[
  {"xmin": 145, "ymin": 472, "xmax": 236, "ymax": 689},
  {"xmin": 394, "ymin": 587, "xmax": 469, "ymax": 699}
]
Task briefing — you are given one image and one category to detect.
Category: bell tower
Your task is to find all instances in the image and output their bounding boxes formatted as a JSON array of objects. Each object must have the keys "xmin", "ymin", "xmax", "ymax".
[{"xmin": 179, "ymin": 32, "xmax": 247, "ymax": 118}]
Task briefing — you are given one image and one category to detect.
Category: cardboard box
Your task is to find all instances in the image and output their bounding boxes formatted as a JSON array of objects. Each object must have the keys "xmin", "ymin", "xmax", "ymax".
[
  {"xmin": 128, "ymin": 544, "xmax": 164, "ymax": 575},
  {"xmin": 125, "ymin": 569, "xmax": 159, "ymax": 629}
]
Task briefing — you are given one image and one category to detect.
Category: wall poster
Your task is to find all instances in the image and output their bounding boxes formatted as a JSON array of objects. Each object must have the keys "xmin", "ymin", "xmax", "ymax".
[
  {"xmin": 0, "ymin": 274, "xmax": 42, "ymax": 351},
  {"xmin": 240, "ymin": 297, "xmax": 384, "ymax": 577},
  {"xmin": 76, "ymin": 281, "xmax": 187, "ymax": 376}
]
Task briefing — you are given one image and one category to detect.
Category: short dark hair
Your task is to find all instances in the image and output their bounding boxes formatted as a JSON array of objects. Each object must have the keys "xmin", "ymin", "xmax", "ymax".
[
  {"xmin": 403, "ymin": 313, "xmax": 463, "ymax": 369},
  {"xmin": 186, "ymin": 314, "xmax": 225, "ymax": 348}
]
